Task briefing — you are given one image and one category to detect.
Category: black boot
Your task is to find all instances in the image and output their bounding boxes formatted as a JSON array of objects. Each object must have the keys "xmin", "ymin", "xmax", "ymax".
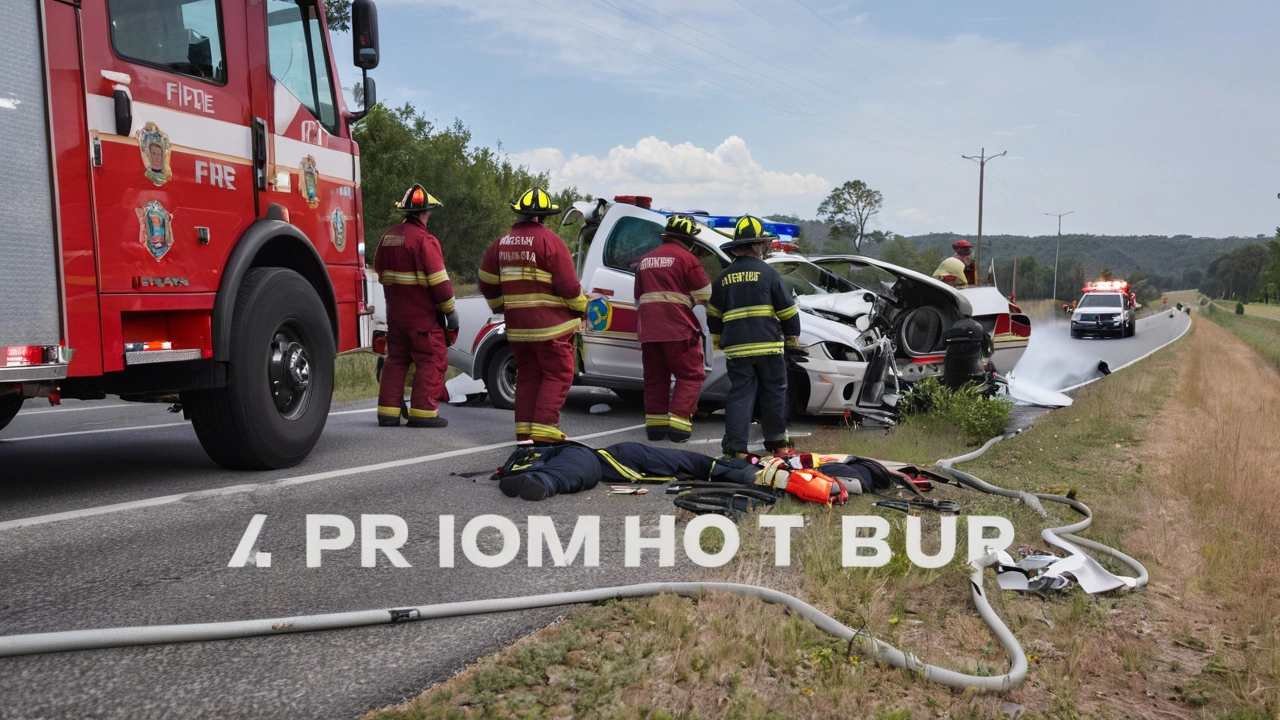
[
  {"xmin": 407, "ymin": 416, "xmax": 448, "ymax": 428},
  {"xmin": 666, "ymin": 429, "xmax": 691, "ymax": 443},
  {"xmin": 499, "ymin": 474, "xmax": 526, "ymax": 498},
  {"xmin": 646, "ymin": 427, "xmax": 667, "ymax": 442},
  {"xmin": 378, "ymin": 415, "xmax": 401, "ymax": 427}
]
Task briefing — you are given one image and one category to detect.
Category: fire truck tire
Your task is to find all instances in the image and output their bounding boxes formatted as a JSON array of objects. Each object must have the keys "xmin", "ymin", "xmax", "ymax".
[
  {"xmin": 484, "ymin": 344, "xmax": 517, "ymax": 410},
  {"xmin": 185, "ymin": 268, "xmax": 334, "ymax": 470},
  {"xmin": 0, "ymin": 395, "xmax": 21, "ymax": 432}
]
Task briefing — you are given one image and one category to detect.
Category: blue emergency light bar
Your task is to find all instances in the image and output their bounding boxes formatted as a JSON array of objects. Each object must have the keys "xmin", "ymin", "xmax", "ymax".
[{"xmin": 657, "ymin": 212, "xmax": 800, "ymax": 243}]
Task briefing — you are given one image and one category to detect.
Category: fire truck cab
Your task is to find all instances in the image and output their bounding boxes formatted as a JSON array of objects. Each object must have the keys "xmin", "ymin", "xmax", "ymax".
[{"xmin": 0, "ymin": 0, "xmax": 381, "ymax": 469}]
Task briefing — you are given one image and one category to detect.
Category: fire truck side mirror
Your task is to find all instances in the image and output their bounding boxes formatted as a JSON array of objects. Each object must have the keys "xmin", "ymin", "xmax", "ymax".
[
  {"xmin": 361, "ymin": 78, "xmax": 377, "ymax": 109},
  {"xmin": 352, "ymin": 0, "xmax": 380, "ymax": 71}
]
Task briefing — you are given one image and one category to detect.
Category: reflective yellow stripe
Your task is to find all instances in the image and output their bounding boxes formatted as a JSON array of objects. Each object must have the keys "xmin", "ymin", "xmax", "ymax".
[
  {"xmin": 638, "ymin": 291, "xmax": 692, "ymax": 307},
  {"xmin": 507, "ymin": 318, "xmax": 580, "ymax": 342},
  {"xmin": 723, "ymin": 341, "xmax": 784, "ymax": 358},
  {"xmin": 500, "ymin": 267, "xmax": 555, "ymax": 284},
  {"xmin": 668, "ymin": 414, "xmax": 692, "ymax": 431},
  {"xmin": 378, "ymin": 270, "xmax": 430, "ymax": 286},
  {"xmin": 690, "ymin": 285, "xmax": 712, "ymax": 302},
  {"xmin": 515, "ymin": 421, "xmax": 533, "ymax": 435},
  {"xmin": 776, "ymin": 304, "xmax": 799, "ymax": 321},
  {"xmin": 706, "ymin": 304, "xmax": 723, "ymax": 319},
  {"xmin": 486, "ymin": 296, "xmax": 505, "ymax": 311},
  {"xmin": 504, "ymin": 293, "xmax": 575, "ymax": 310},
  {"xmin": 711, "ymin": 334, "xmax": 720, "ymax": 349},
  {"xmin": 426, "ymin": 270, "xmax": 450, "ymax": 286},
  {"xmin": 478, "ymin": 269, "xmax": 501, "ymax": 285},
  {"xmin": 377, "ymin": 405, "xmax": 401, "ymax": 417},
  {"xmin": 597, "ymin": 449, "xmax": 674, "ymax": 482},
  {"xmin": 722, "ymin": 305, "xmax": 778, "ymax": 322},
  {"xmin": 565, "ymin": 293, "xmax": 587, "ymax": 313},
  {"xmin": 645, "ymin": 414, "xmax": 668, "ymax": 427},
  {"xmin": 529, "ymin": 423, "xmax": 565, "ymax": 442},
  {"xmin": 438, "ymin": 297, "xmax": 456, "ymax": 314},
  {"xmin": 784, "ymin": 335, "xmax": 800, "ymax": 349},
  {"xmin": 407, "ymin": 407, "xmax": 438, "ymax": 419}
]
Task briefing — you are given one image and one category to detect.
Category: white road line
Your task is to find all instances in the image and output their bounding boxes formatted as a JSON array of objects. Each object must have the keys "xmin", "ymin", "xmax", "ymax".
[
  {"xmin": 0, "ymin": 422, "xmax": 191, "ymax": 443},
  {"xmin": 20, "ymin": 404, "xmax": 134, "ymax": 415},
  {"xmin": 0, "ymin": 424, "xmax": 647, "ymax": 532},
  {"xmin": 1, "ymin": 407, "xmax": 377, "ymax": 443}
]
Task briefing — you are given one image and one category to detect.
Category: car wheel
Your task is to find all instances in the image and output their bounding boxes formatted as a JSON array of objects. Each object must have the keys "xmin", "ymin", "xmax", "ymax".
[
  {"xmin": 484, "ymin": 344, "xmax": 517, "ymax": 410},
  {"xmin": 184, "ymin": 268, "xmax": 334, "ymax": 470},
  {"xmin": 0, "ymin": 395, "xmax": 22, "ymax": 432}
]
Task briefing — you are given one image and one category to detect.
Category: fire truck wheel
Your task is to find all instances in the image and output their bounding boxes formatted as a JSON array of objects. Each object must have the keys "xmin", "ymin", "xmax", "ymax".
[
  {"xmin": 484, "ymin": 344, "xmax": 517, "ymax": 410},
  {"xmin": 0, "ymin": 395, "xmax": 21, "ymax": 432},
  {"xmin": 185, "ymin": 268, "xmax": 335, "ymax": 470}
]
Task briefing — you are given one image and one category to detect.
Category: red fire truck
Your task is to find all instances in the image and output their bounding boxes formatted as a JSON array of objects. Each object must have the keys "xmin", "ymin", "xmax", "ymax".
[{"xmin": 0, "ymin": 0, "xmax": 382, "ymax": 469}]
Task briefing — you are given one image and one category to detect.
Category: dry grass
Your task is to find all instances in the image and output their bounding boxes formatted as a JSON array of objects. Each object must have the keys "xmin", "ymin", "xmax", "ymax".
[
  {"xmin": 365, "ymin": 315, "xmax": 1280, "ymax": 719},
  {"xmin": 1235, "ymin": 303, "xmax": 1280, "ymax": 321},
  {"xmin": 1204, "ymin": 301, "xmax": 1280, "ymax": 371}
]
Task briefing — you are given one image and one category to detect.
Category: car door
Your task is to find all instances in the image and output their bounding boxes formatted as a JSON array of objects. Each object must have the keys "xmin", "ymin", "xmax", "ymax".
[{"xmin": 579, "ymin": 213, "xmax": 664, "ymax": 380}]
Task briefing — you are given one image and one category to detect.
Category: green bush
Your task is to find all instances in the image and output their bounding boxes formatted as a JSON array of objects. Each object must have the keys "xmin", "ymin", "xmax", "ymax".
[
  {"xmin": 1236, "ymin": 301, "xmax": 1245, "ymax": 315},
  {"xmin": 900, "ymin": 377, "xmax": 1012, "ymax": 443}
]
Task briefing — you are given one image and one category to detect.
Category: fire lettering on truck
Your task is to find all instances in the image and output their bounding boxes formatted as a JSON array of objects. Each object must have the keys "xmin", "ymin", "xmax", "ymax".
[
  {"xmin": 195, "ymin": 160, "xmax": 237, "ymax": 190},
  {"xmin": 165, "ymin": 81, "xmax": 215, "ymax": 114}
]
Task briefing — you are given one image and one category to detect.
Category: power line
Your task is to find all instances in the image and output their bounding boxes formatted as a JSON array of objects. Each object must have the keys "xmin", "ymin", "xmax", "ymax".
[
  {"xmin": 1044, "ymin": 211, "xmax": 1074, "ymax": 300},
  {"xmin": 524, "ymin": 0, "xmax": 951, "ymax": 160},
  {"xmin": 609, "ymin": 0, "xmax": 960, "ymax": 156}
]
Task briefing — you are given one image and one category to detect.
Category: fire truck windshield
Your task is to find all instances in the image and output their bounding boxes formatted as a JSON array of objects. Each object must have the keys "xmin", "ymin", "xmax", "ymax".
[{"xmin": 108, "ymin": 0, "xmax": 226, "ymax": 83}]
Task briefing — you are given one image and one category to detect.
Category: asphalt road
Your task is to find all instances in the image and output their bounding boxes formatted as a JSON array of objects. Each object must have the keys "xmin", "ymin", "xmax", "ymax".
[{"xmin": 0, "ymin": 309, "xmax": 1192, "ymax": 719}]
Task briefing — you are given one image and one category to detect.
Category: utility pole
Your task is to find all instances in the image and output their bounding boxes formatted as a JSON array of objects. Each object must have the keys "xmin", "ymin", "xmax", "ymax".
[
  {"xmin": 962, "ymin": 148, "xmax": 1006, "ymax": 284},
  {"xmin": 1044, "ymin": 211, "xmax": 1074, "ymax": 300}
]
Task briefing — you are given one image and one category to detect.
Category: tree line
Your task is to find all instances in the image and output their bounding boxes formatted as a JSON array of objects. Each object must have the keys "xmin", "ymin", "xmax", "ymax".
[
  {"xmin": 353, "ymin": 105, "xmax": 583, "ymax": 283},
  {"xmin": 1201, "ymin": 230, "xmax": 1280, "ymax": 302}
]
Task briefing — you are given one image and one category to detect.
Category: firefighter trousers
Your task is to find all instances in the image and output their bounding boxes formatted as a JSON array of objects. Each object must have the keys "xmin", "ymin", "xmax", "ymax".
[
  {"xmin": 378, "ymin": 324, "xmax": 448, "ymax": 420},
  {"xmin": 641, "ymin": 336, "xmax": 705, "ymax": 440},
  {"xmin": 722, "ymin": 353, "xmax": 789, "ymax": 455},
  {"xmin": 512, "ymin": 335, "xmax": 576, "ymax": 442}
]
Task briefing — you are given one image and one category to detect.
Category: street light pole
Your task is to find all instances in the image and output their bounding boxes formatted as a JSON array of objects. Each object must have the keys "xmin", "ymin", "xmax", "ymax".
[{"xmin": 1044, "ymin": 208, "xmax": 1075, "ymax": 298}]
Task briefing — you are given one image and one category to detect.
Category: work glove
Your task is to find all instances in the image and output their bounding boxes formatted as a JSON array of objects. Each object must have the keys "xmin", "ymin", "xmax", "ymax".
[{"xmin": 444, "ymin": 310, "xmax": 460, "ymax": 330}]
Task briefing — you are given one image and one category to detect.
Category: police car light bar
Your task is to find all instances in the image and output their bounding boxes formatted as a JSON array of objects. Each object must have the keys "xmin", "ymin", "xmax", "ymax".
[{"xmin": 1083, "ymin": 280, "xmax": 1129, "ymax": 293}]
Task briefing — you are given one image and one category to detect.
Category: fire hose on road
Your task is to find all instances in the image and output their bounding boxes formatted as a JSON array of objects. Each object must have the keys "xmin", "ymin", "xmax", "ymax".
[{"xmin": 0, "ymin": 436, "xmax": 1149, "ymax": 694}]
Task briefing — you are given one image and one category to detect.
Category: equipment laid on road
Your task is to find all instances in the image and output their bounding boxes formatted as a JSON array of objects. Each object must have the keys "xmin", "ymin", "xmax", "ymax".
[{"xmin": 0, "ymin": 0, "xmax": 383, "ymax": 469}]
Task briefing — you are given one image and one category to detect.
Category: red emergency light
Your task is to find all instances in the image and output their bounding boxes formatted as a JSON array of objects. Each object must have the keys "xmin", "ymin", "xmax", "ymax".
[
  {"xmin": 3, "ymin": 346, "xmax": 45, "ymax": 367},
  {"xmin": 1083, "ymin": 280, "xmax": 1129, "ymax": 293},
  {"xmin": 613, "ymin": 195, "xmax": 653, "ymax": 209}
]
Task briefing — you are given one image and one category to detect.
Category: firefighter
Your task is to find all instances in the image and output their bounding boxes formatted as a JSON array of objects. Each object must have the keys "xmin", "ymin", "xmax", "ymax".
[
  {"xmin": 951, "ymin": 239, "xmax": 978, "ymax": 285},
  {"xmin": 932, "ymin": 256, "xmax": 969, "ymax": 287},
  {"xmin": 707, "ymin": 216, "xmax": 801, "ymax": 458},
  {"xmin": 478, "ymin": 187, "xmax": 587, "ymax": 444},
  {"xmin": 374, "ymin": 184, "xmax": 457, "ymax": 428},
  {"xmin": 633, "ymin": 214, "xmax": 712, "ymax": 443}
]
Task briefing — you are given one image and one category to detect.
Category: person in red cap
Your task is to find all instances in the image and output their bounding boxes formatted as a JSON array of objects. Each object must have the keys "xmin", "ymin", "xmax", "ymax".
[
  {"xmin": 951, "ymin": 239, "xmax": 978, "ymax": 285},
  {"xmin": 633, "ymin": 214, "xmax": 712, "ymax": 442},
  {"xmin": 374, "ymin": 184, "xmax": 457, "ymax": 428}
]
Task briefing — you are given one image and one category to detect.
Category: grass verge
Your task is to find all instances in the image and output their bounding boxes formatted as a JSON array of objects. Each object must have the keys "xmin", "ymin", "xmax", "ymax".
[
  {"xmin": 1204, "ymin": 300, "xmax": 1280, "ymax": 370},
  {"xmin": 367, "ymin": 316, "xmax": 1278, "ymax": 719}
]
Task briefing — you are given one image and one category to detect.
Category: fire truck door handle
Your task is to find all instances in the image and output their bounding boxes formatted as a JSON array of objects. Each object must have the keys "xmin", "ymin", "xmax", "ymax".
[
  {"xmin": 112, "ymin": 89, "xmax": 132, "ymax": 136},
  {"xmin": 252, "ymin": 118, "xmax": 268, "ymax": 190}
]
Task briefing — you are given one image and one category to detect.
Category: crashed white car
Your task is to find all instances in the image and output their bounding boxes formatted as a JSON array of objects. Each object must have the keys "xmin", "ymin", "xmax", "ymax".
[{"xmin": 798, "ymin": 255, "xmax": 1032, "ymax": 377}]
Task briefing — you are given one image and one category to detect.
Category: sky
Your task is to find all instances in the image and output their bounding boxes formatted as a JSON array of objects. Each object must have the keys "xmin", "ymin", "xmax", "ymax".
[{"xmin": 330, "ymin": 0, "xmax": 1280, "ymax": 238}]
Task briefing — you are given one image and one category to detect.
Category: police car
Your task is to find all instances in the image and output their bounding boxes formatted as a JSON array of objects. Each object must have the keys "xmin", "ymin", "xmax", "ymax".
[{"xmin": 1070, "ymin": 281, "xmax": 1137, "ymax": 339}]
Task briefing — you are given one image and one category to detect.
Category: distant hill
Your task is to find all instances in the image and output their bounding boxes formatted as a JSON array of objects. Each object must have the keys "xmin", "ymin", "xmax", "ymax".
[{"xmin": 762, "ymin": 215, "xmax": 1260, "ymax": 281}]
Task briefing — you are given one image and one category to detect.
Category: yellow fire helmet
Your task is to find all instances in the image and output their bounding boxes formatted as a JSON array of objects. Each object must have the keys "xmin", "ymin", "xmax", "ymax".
[{"xmin": 511, "ymin": 187, "xmax": 560, "ymax": 217}]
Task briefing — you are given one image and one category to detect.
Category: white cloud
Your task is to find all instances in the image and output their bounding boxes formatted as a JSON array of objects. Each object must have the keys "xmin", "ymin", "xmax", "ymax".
[
  {"xmin": 512, "ymin": 136, "xmax": 829, "ymax": 214},
  {"xmin": 895, "ymin": 207, "xmax": 934, "ymax": 225}
]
